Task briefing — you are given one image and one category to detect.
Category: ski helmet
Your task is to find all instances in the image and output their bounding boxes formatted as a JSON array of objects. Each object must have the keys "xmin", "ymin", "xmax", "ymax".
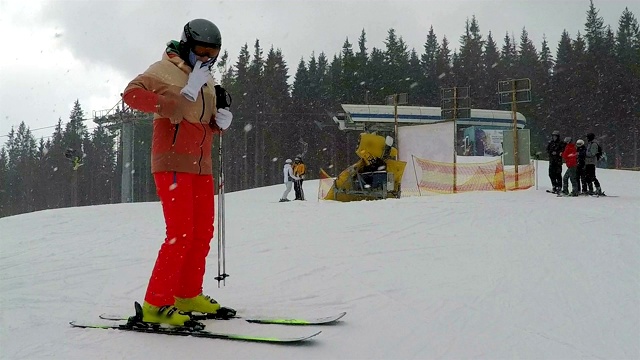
[{"xmin": 181, "ymin": 19, "xmax": 222, "ymax": 49}]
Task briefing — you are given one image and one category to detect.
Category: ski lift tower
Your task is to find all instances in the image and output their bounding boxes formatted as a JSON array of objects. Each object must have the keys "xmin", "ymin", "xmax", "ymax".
[{"xmin": 93, "ymin": 96, "xmax": 136, "ymax": 203}]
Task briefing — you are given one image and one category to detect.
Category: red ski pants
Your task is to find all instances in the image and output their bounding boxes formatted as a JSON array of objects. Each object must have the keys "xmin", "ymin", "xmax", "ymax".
[{"xmin": 145, "ymin": 172, "xmax": 215, "ymax": 306}]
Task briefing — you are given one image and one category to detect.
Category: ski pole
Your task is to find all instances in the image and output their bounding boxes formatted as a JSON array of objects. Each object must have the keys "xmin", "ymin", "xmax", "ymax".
[
  {"xmin": 213, "ymin": 84, "xmax": 232, "ymax": 287},
  {"xmin": 215, "ymin": 132, "xmax": 229, "ymax": 287}
]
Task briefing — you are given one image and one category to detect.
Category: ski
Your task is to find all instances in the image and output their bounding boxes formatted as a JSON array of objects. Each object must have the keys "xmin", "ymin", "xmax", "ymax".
[
  {"xmin": 592, "ymin": 193, "xmax": 618, "ymax": 198},
  {"xmin": 245, "ymin": 312, "xmax": 346, "ymax": 325},
  {"xmin": 100, "ymin": 311, "xmax": 347, "ymax": 325},
  {"xmin": 556, "ymin": 193, "xmax": 579, "ymax": 197},
  {"xmin": 69, "ymin": 320, "xmax": 321, "ymax": 343}
]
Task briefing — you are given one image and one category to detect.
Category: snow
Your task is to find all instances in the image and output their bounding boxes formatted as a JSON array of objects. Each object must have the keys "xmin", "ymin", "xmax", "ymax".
[{"xmin": 1, "ymin": 161, "xmax": 639, "ymax": 359}]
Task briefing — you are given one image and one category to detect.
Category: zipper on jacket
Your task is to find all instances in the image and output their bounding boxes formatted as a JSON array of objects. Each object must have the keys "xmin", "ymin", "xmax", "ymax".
[
  {"xmin": 171, "ymin": 124, "xmax": 180, "ymax": 146},
  {"xmin": 197, "ymin": 87, "xmax": 207, "ymax": 174}
]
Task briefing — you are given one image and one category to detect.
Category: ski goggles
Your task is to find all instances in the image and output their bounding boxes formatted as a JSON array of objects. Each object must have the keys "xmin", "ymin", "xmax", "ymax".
[{"xmin": 192, "ymin": 44, "xmax": 221, "ymax": 59}]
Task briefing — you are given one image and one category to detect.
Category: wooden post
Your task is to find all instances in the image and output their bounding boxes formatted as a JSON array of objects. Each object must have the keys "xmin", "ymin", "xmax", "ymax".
[
  {"xmin": 453, "ymin": 88, "xmax": 458, "ymax": 193},
  {"xmin": 393, "ymin": 94, "xmax": 399, "ymax": 159},
  {"xmin": 511, "ymin": 81, "xmax": 519, "ymax": 189}
]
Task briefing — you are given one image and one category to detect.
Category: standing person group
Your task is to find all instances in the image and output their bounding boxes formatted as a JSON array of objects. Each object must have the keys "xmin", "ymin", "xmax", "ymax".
[
  {"xmin": 279, "ymin": 156, "xmax": 306, "ymax": 202},
  {"xmin": 122, "ymin": 18, "xmax": 233, "ymax": 326},
  {"xmin": 547, "ymin": 130, "xmax": 604, "ymax": 196}
]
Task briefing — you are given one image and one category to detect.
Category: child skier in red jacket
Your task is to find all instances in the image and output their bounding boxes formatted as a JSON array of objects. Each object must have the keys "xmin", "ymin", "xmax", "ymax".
[{"xmin": 561, "ymin": 137, "xmax": 579, "ymax": 196}]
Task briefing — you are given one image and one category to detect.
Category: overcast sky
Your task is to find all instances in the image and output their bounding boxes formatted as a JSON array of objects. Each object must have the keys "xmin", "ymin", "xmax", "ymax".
[{"xmin": 0, "ymin": 0, "xmax": 636, "ymax": 140}]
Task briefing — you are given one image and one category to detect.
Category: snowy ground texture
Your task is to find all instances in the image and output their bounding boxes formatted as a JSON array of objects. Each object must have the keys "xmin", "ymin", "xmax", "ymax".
[{"xmin": 1, "ymin": 161, "xmax": 639, "ymax": 360}]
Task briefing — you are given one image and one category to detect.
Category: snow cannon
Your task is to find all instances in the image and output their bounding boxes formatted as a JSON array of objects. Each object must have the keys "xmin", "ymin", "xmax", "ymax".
[{"xmin": 325, "ymin": 133, "xmax": 406, "ymax": 202}]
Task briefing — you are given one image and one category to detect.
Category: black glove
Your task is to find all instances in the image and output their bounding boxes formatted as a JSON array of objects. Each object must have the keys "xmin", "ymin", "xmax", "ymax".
[{"xmin": 214, "ymin": 85, "xmax": 232, "ymax": 109}]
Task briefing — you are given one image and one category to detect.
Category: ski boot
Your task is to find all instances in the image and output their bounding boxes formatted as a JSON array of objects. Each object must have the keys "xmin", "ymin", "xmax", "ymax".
[
  {"xmin": 134, "ymin": 301, "xmax": 196, "ymax": 327},
  {"xmin": 174, "ymin": 293, "xmax": 236, "ymax": 320}
]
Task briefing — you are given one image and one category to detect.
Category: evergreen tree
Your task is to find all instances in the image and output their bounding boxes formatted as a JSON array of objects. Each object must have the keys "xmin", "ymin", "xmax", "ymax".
[
  {"xmin": 216, "ymin": 50, "xmax": 230, "ymax": 84},
  {"xmin": 292, "ymin": 58, "xmax": 310, "ymax": 102},
  {"xmin": 455, "ymin": 16, "xmax": 485, "ymax": 94},
  {"xmin": 436, "ymin": 36, "xmax": 453, "ymax": 88},
  {"xmin": 263, "ymin": 47, "xmax": 292, "ymax": 184},
  {"xmin": 248, "ymin": 40, "xmax": 266, "ymax": 187},
  {"xmin": 0, "ymin": 148, "xmax": 7, "ymax": 216},
  {"xmin": 61, "ymin": 100, "xmax": 89, "ymax": 207},
  {"xmin": 316, "ymin": 52, "xmax": 330, "ymax": 108},
  {"xmin": 539, "ymin": 36, "xmax": 555, "ymax": 78},
  {"xmin": 341, "ymin": 37, "xmax": 361, "ymax": 103},
  {"xmin": 534, "ymin": 35, "xmax": 555, "ymax": 147},
  {"xmin": 613, "ymin": 8, "xmax": 640, "ymax": 167},
  {"xmin": 230, "ymin": 44, "xmax": 252, "ymax": 190},
  {"xmin": 500, "ymin": 32, "xmax": 518, "ymax": 78},
  {"xmin": 420, "ymin": 26, "xmax": 440, "ymax": 106},
  {"xmin": 382, "ymin": 28, "xmax": 410, "ymax": 96},
  {"xmin": 478, "ymin": 31, "xmax": 501, "ymax": 109},
  {"xmin": 355, "ymin": 29, "xmax": 369, "ymax": 100},
  {"xmin": 582, "ymin": 1, "xmax": 610, "ymax": 148},
  {"xmin": 43, "ymin": 119, "xmax": 67, "ymax": 209},
  {"xmin": 584, "ymin": 0, "xmax": 606, "ymax": 54},
  {"xmin": 365, "ymin": 48, "xmax": 385, "ymax": 103},
  {"xmin": 407, "ymin": 49, "xmax": 423, "ymax": 104},
  {"xmin": 87, "ymin": 124, "xmax": 117, "ymax": 204},
  {"xmin": 549, "ymin": 30, "xmax": 574, "ymax": 139},
  {"xmin": 5, "ymin": 123, "xmax": 38, "ymax": 214}
]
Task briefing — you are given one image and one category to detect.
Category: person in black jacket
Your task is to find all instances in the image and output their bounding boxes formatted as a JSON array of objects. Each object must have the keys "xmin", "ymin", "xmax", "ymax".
[
  {"xmin": 546, "ymin": 130, "xmax": 565, "ymax": 193},
  {"xmin": 585, "ymin": 132, "xmax": 602, "ymax": 195},
  {"xmin": 575, "ymin": 139, "xmax": 588, "ymax": 195}
]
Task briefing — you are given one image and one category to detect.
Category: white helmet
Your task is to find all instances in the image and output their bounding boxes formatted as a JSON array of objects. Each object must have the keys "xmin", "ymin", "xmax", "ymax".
[
  {"xmin": 576, "ymin": 139, "xmax": 585, "ymax": 146},
  {"xmin": 285, "ymin": 159, "xmax": 292, "ymax": 164}
]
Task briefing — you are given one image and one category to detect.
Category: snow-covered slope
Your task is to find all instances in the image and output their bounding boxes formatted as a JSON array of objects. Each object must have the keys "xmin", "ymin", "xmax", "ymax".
[{"xmin": 1, "ymin": 163, "xmax": 639, "ymax": 359}]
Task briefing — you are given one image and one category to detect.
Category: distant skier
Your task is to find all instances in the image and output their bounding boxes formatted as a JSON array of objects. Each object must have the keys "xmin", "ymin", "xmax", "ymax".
[
  {"xmin": 576, "ymin": 139, "xmax": 588, "ymax": 195},
  {"xmin": 560, "ymin": 137, "xmax": 578, "ymax": 196},
  {"xmin": 293, "ymin": 156, "xmax": 306, "ymax": 200},
  {"xmin": 585, "ymin": 133, "xmax": 603, "ymax": 195},
  {"xmin": 280, "ymin": 159, "xmax": 299, "ymax": 202},
  {"xmin": 64, "ymin": 148, "xmax": 84, "ymax": 171},
  {"xmin": 121, "ymin": 18, "xmax": 233, "ymax": 326},
  {"xmin": 546, "ymin": 130, "xmax": 565, "ymax": 193}
]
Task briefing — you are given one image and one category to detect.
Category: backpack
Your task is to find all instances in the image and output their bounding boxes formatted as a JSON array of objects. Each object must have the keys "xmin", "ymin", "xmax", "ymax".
[{"xmin": 596, "ymin": 143, "xmax": 603, "ymax": 160}]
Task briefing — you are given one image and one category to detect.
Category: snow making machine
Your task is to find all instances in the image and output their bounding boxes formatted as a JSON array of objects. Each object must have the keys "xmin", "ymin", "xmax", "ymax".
[{"xmin": 325, "ymin": 133, "xmax": 406, "ymax": 202}]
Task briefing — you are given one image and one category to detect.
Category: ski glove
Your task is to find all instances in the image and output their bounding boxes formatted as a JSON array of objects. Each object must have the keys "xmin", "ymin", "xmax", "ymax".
[
  {"xmin": 216, "ymin": 108, "xmax": 233, "ymax": 130},
  {"xmin": 156, "ymin": 94, "xmax": 183, "ymax": 124},
  {"xmin": 180, "ymin": 60, "xmax": 212, "ymax": 102}
]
